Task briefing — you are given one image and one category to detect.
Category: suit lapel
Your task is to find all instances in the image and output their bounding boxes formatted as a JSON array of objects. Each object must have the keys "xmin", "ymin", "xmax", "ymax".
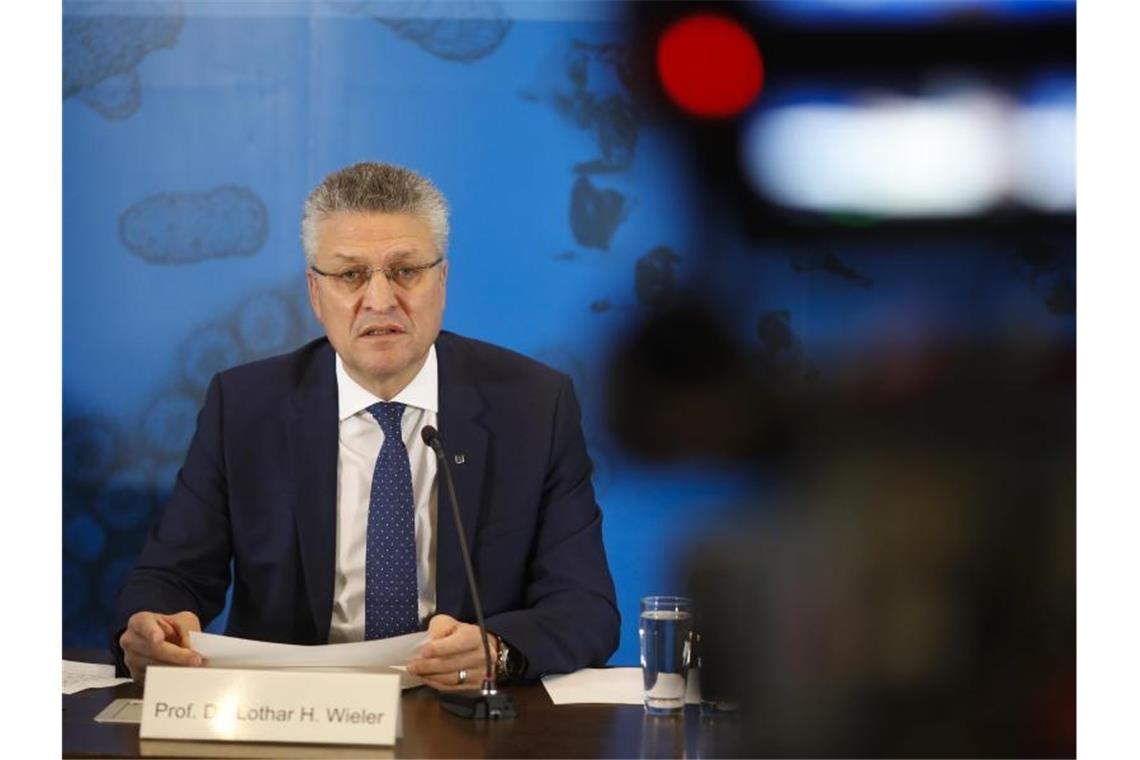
[
  {"xmin": 287, "ymin": 342, "xmax": 339, "ymax": 644},
  {"xmin": 435, "ymin": 334, "xmax": 488, "ymax": 619}
]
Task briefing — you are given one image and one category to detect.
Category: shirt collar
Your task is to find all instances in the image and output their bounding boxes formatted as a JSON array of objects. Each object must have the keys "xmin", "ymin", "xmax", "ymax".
[{"xmin": 335, "ymin": 344, "xmax": 439, "ymax": 421}]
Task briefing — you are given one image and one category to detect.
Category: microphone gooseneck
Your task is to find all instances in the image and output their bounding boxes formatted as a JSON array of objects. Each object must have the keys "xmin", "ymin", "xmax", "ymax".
[{"xmin": 420, "ymin": 425, "xmax": 501, "ymax": 703}]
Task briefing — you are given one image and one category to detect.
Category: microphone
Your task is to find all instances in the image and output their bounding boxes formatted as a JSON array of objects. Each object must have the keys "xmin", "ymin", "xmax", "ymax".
[{"xmin": 420, "ymin": 425, "xmax": 518, "ymax": 720}]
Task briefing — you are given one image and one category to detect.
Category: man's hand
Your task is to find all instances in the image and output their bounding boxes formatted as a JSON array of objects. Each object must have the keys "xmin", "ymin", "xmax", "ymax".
[
  {"xmin": 405, "ymin": 614, "xmax": 498, "ymax": 692},
  {"xmin": 119, "ymin": 611, "xmax": 203, "ymax": 683}
]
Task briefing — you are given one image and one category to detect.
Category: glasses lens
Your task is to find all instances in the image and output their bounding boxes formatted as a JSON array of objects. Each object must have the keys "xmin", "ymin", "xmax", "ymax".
[
  {"xmin": 390, "ymin": 266, "xmax": 425, "ymax": 289},
  {"xmin": 337, "ymin": 267, "xmax": 370, "ymax": 292}
]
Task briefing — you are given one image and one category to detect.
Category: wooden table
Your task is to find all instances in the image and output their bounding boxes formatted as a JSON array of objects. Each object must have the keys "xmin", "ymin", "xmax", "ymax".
[{"xmin": 63, "ymin": 653, "xmax": 739, "ymax": 758}]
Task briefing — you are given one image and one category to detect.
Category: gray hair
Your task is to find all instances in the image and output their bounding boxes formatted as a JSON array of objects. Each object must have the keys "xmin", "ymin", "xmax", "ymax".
[{"xmin": 300, "ymin": 162, "xmax": 450, "ymax": 264}]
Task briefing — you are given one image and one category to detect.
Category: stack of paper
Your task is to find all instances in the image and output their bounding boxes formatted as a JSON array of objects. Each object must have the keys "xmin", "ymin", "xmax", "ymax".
[
  {"xmin": 63, "ymin": 661, "xmax": 132, "ymax": 694},
  {"xmin": 188, "ymin": 631, "xmax": 430, "ymax": 689}
]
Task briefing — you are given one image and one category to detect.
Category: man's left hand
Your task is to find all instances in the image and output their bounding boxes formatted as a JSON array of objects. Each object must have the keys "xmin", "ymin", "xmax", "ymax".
[{"xmin": 406, "ymin": 614, "xmax": 498, "ymax": 692}]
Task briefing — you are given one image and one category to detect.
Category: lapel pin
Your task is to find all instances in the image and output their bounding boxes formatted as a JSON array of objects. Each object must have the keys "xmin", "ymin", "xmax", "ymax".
[{"xmin": 454, "ymin": 454, "xmax": 465, "ymax": 465}]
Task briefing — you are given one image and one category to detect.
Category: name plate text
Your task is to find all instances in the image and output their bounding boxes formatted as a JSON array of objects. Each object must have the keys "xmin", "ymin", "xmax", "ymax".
[{"xmin": 140, "ymin": 667, "xmax": 401, "ymax": 747}]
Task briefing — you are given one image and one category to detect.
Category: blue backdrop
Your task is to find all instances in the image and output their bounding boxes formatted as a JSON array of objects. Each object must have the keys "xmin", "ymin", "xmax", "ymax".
[{"xmin": 62, "ymin": 0, "xmax": 1074, "ymax": 667}]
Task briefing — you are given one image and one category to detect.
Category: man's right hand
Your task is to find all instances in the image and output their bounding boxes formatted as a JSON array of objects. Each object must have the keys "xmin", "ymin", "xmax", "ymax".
[{"xmin": 119, "ymin": 611, "xmax": 204, "ymax": 683}]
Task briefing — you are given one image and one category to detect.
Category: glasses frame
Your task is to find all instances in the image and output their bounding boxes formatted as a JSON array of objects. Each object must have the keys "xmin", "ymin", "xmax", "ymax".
[{"xmin": 310, "ymin": 256, "xmax": 445, "ymax": 292}]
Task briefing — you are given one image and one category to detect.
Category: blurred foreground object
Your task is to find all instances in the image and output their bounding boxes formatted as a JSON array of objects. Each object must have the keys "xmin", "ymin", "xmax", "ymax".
[
  {"xmin": 609, "ymin": 2, "xmax": 1075, "ymax": 754},
  {"xmin": 612, "ymin": 310, "xmax": 1075, "ymax": 756}
]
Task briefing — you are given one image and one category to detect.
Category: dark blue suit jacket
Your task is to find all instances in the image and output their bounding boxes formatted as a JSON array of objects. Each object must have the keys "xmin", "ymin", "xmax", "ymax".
[{"xmin": 114, "ymin": 331, "xmax": 620, "ymax": 679}]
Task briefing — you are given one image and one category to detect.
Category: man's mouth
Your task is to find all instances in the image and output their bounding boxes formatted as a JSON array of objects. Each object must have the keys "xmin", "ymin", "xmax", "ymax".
[{"xmin": 359, "ymin": 326, "xmax": 405, "ymax": 337}]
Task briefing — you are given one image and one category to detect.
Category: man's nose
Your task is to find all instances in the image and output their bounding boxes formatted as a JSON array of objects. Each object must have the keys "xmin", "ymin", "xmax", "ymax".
[{"xmin": 360, "ymin": 270, "xmax": 399, "ymax": 310}]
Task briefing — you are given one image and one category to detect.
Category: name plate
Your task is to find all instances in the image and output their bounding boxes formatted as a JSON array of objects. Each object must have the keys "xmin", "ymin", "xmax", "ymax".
[{"xmin": 140, "ymin": 667, "xmax": 401, "ymax": 747}]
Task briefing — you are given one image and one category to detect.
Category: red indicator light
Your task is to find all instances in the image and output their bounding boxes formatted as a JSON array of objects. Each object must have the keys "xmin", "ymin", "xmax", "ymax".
[{"xmin": 656, "ymin": 14, "xmax": 765, "ymax": 119}]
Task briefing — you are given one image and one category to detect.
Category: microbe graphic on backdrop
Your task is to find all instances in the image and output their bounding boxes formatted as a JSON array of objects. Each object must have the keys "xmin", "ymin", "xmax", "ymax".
[
  {"xmin": 354, "ymin": 0, "xmax": 512, "ymax": 62},
  {"xmin": 521, "ymin": 39, "xmax": 640, "ymax": 173},
  {"xmin": 236, "ymin": 292, "xmax": 300, "ymax": 354},
  {"xmin": 78, "ymin": 70, "xmax": 143, "ymax": 120},
  {"xmin": 118, "ymin": 186, "xmax": 269, "ymax": 264},
  {"xmin": 570, "ymin": 175, "xmax": 629, "ymax": 251},
  {"xmin": 519, "ymin": 35, "xmax": 648, "ymax": 315},
  {"xmin": 62, "ymin": 281, "xmax": 321, "ymax": 644},
  {"xmin": 141, "ymin": 395, "xmax": 200, "ymax": 457},
  {"xmin": 180, "ymin": 325, "xmax": 244, "ymax": 389},
  {"xmin": 63, "ymin": 1, "xmax": 184, "ymax": 120}
]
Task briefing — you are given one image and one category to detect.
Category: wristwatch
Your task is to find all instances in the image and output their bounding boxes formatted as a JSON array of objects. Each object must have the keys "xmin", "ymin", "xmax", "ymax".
[{"xmin": 494, "ymin": 634, "xmax": 521, "ymax": 680}]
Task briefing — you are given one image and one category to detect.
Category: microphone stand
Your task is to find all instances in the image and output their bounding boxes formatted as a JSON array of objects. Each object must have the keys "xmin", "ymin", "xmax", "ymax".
[{"xmin": 422, "ymin": 426, "xmax": 518, "ymax": 719}]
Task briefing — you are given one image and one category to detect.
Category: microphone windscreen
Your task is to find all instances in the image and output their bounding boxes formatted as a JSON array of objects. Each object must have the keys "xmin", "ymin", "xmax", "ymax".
[{"xmin": 421, "ymin": 425, "xmax": 439, "ymax": 446}]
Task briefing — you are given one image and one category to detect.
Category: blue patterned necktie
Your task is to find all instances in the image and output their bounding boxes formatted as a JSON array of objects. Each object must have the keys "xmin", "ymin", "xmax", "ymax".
[{"xmin": 364, "ymin": 401, "xmax": 420, "ymax": 639}]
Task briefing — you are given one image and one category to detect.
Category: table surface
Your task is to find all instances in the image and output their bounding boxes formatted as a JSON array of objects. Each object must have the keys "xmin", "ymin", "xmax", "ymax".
[{"xmin": 63, "ymin": 651, "xmax": 739, "ymax": 758}]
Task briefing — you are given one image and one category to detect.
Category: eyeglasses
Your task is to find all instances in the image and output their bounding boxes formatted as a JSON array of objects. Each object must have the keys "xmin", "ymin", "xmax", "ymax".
[{"xmin": 310, "ymin": 257, "xmax": 445, "ymax": 294}]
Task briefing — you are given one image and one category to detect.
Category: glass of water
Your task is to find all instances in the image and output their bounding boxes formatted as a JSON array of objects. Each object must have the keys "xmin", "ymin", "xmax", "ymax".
[{"xmin": 639, "ymin": 595, "xmax": 693, "ymax": 715}]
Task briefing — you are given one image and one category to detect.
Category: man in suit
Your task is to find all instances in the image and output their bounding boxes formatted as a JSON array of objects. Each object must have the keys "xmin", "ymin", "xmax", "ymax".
[{"xmin": 115, "ymin": 162, "xmax": 620, "ymax": 689}]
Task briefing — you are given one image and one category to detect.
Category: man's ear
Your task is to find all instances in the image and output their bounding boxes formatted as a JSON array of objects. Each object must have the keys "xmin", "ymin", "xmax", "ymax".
[
  {"xmin": 306, "ymin": 267, "xmax": 323, "ymax": 322},
  {"xmin": 439, "ymin": 259, "xmax": 449, "ymax": 309}
]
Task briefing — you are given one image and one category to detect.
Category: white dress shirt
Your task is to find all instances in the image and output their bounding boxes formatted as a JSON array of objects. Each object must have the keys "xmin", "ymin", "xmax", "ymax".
[{"xmin": 327, "ymin": 347, "xmax": 439, "ymax": 643}]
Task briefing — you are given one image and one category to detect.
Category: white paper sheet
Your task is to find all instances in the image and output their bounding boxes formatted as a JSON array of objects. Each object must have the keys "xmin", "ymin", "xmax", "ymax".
[
  {"xmin": 541, "ymin": 667, "xmax": 701, "ymax": 706},
  {"xmin": 63, "ymin": 660, "xmax": 133, "ymax": 694},
  {"xmin": 188, "ymin": 630, "xmax": 430, "ymax": 669}
]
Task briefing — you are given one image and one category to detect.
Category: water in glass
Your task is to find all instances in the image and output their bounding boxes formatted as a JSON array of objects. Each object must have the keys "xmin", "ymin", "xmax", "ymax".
[{"xmin": 640, "ymin": 607, "xmax": 693, "ymax": 715}]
